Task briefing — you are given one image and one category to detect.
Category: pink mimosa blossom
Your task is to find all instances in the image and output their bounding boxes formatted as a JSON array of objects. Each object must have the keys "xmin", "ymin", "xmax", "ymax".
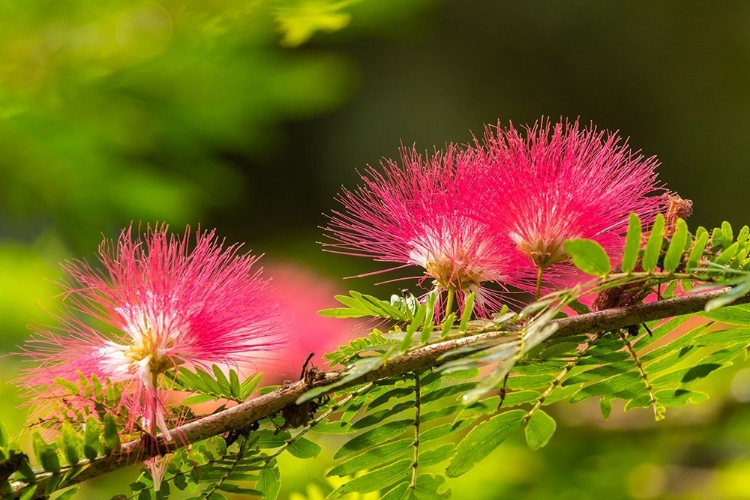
[
  {"xmin": 257, "ymin": 262, "xmax": 365, "ymax": 381},
  {"xmin": 20, "ymin": 225, "xmax": 282, "ymax": 437},
  {"xmin": 478, "ymin": 119, "xmax": 665, "ymax": 271},
  {"xmin": 324, "ymin": 145, "xmax": 529, "ymax": 313}
]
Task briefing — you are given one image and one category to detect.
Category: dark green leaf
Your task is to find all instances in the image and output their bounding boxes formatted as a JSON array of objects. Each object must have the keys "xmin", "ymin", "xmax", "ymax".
[
  {"xmin": 381, "ymin": 482, "xmax": 410, "ymax": 500},
  {"xmin": 524, "ymin": 410, "xmax": 556, "ymax": 450},
  {"xmin": 328, "ymin": 459, "xmax": 411, "ymax": 498},
  {"xmin": 664, "ymin": 219, "xmax": 689, "ymax": 272},
  {"xmin": 564, "ymin": 239, "xmax": 611, "ymax": 276},
  {"xmin": 446, "ymin": 409, "xmax": 525, "ymax": 477},
  {"xmin": 83, "ymin": 417, "xmax": 101, "ymax": 461},
  {"xmin": 256, "ymin": 466, "xmax": 280, "ymax": 500},
  {"xmin": 655, "ymin": 389, "xmax": 709, "ymax": 407},
  {"xmin": 286, "ymin": 437, "xmax": 321, "ymax": 459},
  {"xmin": 32, "ymin": 433, "xmax": 60, "ymax": 474},
  {"xmin": 102, "ymin": 415, "xmax": 120, "ymax": 455},
  {"xmin": 352, "ymin": 402, "xmax": 414, "ymax": 430},
  {"xmin": 642, "ymin": 214, "xmax": 665, "ymax": 272},
  {"xmin": 0, "ymin": 421, "xmax": 7, "ymax": 449},
  {"xmin": 59, "ymin": 422, "xmax": 81, "ymax": 465},
  {"xmin": 216, "ymin": 483, "xmax": 262, "ymax": 495},
  {"xmin": 600, "ymin": 397, "xmax": 612, "ymax": 420},
  {"xmin": 327, "ymin": 438, "xmax": 412, "ymax": 477},
  {"xmin": 334, "ymin": 420, "xmax": 413, "ymax": 459},
  {"xmin": 419, "ymin": 444, "xmax": 454, "ymax": 467},
  {"xmin": 621, "ymin": 213, "xmax": 642, "ymax": 273},
  {"xmin": 412, "ymin": 474, "xmax": 452, "ymax": 500},
  {"xmin": 369, "ymin": 387, "xmax": 415, "ymax": 410}
]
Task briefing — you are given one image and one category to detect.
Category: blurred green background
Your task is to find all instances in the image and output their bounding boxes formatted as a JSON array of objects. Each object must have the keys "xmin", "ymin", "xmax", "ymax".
[{"xmin": 2, "ymin": 1, "xmax": 750, "ymax": 498}]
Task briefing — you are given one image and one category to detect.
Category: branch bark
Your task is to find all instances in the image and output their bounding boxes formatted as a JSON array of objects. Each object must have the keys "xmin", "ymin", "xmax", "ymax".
[{"xmin": 8, "ymin": 287, "xmax": 746, "ymax": 497}]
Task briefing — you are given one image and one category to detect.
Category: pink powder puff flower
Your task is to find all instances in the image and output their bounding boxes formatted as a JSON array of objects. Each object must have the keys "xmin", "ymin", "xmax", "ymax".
[
  {"xmin": 20, "ymin": 224, "xmax": 282, "ymax": 439},
  {"xmin": 253, "ymin": 262, "xmax": 366, "ymax": 382},
  {"xmin": 324, "ymin": 145, "xmax": 529, "ymax": 314},
  {"xmin": 477, "ymin": 118, "xmax": 665, "ymax": 289}
]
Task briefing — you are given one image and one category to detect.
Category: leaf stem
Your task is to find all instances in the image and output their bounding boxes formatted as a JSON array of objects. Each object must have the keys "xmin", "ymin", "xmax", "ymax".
[
  {"xmin": 618, "ymin": 330, "xmax": 663, "ymax": 421},
  {"xmin": 445, "ymin": 287, "xmax": 456, "ymax": 317},
  {"xmin": 523, "ymin": 334, "xmax": 601, "ymax": 423},
  {"xmin": 535, "ymin": 266, "xmax": 544, "ymax": 301},
  {"xmin": 410, "ymin": 371, "xmax": 421, "ymax": 490}
]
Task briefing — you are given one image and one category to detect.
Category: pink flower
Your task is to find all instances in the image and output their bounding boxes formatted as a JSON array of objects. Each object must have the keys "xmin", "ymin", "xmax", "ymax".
[
  {"xmin": 20, "ymin": 225, "xmax": 282, "ymax": 437},
  {"xmin": 256, "ymin": 262, "xmax": 366, "ymax": 381},
  {"xmin": 478, "ymin": 119, "xmax": 664, "ymax": 272},
  {"xmin": 324, "ymin": 145, "xmax": 528, "ymax": 314}
]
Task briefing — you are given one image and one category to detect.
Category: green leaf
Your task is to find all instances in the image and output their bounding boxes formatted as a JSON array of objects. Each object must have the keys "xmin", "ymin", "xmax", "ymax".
[
  {"xmin": 0, "ymin": 421, "xmax": 7, "ymax": 449},
  {"xmin": 381, "ymin": 482, "xmax": 410, "ymax": 500},
  {"xmin": 723, "ymin": 221, "xmax": 734, "ymax": 245},
  {"xmin": 229, "ymin": 369, "xmax": 241, "ymax": 400},
  {"xmin": 32, "ymin": 432, "xmax": 60, "ymax": 474},
  {"xmin": 286, "ymin": 437, "xmax": 321, "ymax": 459},
  {"xmin": 446, "ymin": 409, "xmax": 525, "ymax": 478},
  {"xmin": 334, "ymin": 420, "xmax": 413, "ymax": 459},
  {"xmin": 256, "ymin": 466, "xmax": 281, "ymax": 500},
  {"xmin": 102, "ymin": 414, "xmax": 120, "ymax": 455},
  {"xmin": 642, "ymin": 214, "xmax": 665, "ymax": 272},
  {"xmin": 59, "ymin": 422, "xmax": 81, "ymax": 465},
  {"xmin": 83, "ymin": 417, "xmax": 101, "ymax": 461},
  {"xmin": 705, "ymin": 280, "xmax": 750, "ymax": 311},
  {"xmin": 182, "ymin": 394, "xmax": 219, "ymax": 405},
  {"xmin": 714, "ymin": 242, "xmax": 740, "ymax": 267},
  {"xmin": 621, "ymin": 213, "xmax": 642, "ymax": 273},
  {"xmin": 460, "ymin": 293, "xmax": 475, "ymax": 332},
  {"xmin": 702, "ymin": 304, "xmax": 750, "ymax": 325},
  {"xmin": 19, "ymin": 485, "xmax": 37, "ymax": 500},
  {"xmin": 56, "ymin": 488, "xmax": 79, "ymax": 500},
  {"xmin": 564, "ymin": 239, "xmax": 611, "ymax": 276},
  {"xmin": 655, "ymin": 389, "xmax": 709, "ymax": 407},
  {"xmin": 524, "ymin": 410, "xmax": 556, "ymax": 450},
  {"xmin": 419, "ymin": 444, "xmax": 455, "ymax": 467},
  {"xmin": 216, "ymin": 483, "xmax": 263, "ymax": 495},
  {"xmin": 327, "ymin": 438, "xmax": 412, "ymax": 477},
  {"xmin": 664, "ymin": 219, "xmax": 689, "ymax": 272},
  {"xmin": 412, "ymin": 474, "xmax": 452, "ymax": 500},
  {"xmin": 328, "ymin": 459, "xmax": 411, "ymax": 499},
  {"xmin": 600, "ymin": 397, "xmax": 612, "ymax": 420},
  {"xmin": 240, "ymin": 373, "xmax": 263, "ymax": 399}
]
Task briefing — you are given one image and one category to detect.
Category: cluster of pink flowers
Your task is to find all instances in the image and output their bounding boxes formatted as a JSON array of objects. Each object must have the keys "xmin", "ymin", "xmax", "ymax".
[
  {"xmin": 325, "ymin": 118, "xmax": 666, "ymax": 307},
  {"xmin": 17, "ymin": 117, "xmax": 668, "ymax": 486},
  {"xmin": 20, "ymin": 225, "xmax": 283, "ymax": 442}
]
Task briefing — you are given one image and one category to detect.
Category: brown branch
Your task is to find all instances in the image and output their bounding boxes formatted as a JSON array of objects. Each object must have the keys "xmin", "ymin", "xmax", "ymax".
[{"xmin": 7, "ymin": 287, "xmax": 747, "ymax": 498}]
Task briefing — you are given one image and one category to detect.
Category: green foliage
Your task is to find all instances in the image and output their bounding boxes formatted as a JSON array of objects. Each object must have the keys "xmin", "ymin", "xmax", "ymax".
[
  {"xmin": 170, "ymin": 365, "xmax": 262, "ymax": 405},
  {"xmin": 621, "ymin": 213, "xmax": 642, "ymax": 273},
  {"xmin": 564, "ymin": 239, "xmax": 611, "ymax": 276},
  {"xmin": 320, "ymin": 290, "xmax": 415, "ymax": 321},
  {"xmin": 642, "ymin": 213, "xmax": 665, "ymax": 272},
  {"xmin": 9, "ymin": 217, "xmax": 750, "ymax": 500}
]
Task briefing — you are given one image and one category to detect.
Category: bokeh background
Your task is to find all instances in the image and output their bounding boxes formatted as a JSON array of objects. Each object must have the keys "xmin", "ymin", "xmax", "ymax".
[{"xmin": 2, "ymin": 1, "xmax": 750, "ymax": 498}]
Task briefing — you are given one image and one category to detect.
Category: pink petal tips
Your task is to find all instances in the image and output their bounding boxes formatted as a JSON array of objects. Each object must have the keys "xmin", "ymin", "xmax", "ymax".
[
  {"xmin": 323, "ymin": 145, "xmax": 530, "ymax": 313},
  {"xmin": 478, "ymin": 119, "xmax": 665, "ymax": 271},
  {"xmin": 19, "ymin": 224, "xmax": 282, "ymax": 437}
]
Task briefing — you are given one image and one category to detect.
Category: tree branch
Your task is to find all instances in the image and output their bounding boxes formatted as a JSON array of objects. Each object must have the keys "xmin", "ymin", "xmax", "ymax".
[{"xmin": 8, "ymin": 287, "xmax": 746, "ymax": 497}]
